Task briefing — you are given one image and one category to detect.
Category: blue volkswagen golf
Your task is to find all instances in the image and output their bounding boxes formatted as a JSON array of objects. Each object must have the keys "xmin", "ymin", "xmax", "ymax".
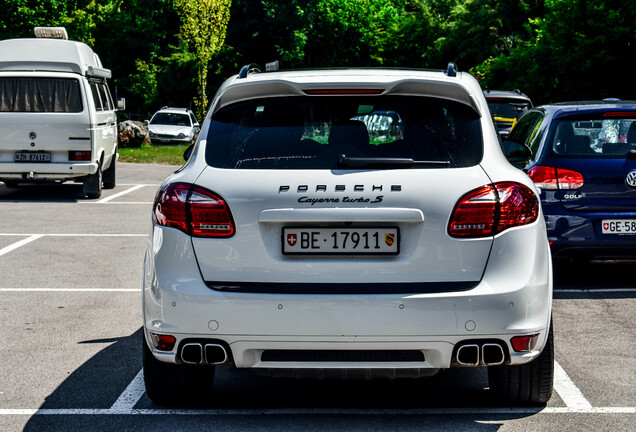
[{"xmin": 505, "ymin": 100, "xmax": 636, "ymax": 263}]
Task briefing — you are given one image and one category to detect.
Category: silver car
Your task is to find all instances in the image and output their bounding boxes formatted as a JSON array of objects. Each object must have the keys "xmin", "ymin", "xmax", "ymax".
[{"xmin": 147, "ymin": 107, "xmax": 199, "ymax": 145}]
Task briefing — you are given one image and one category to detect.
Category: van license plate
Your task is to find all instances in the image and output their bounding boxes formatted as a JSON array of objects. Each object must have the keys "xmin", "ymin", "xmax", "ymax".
[
  {"xmin": 602, "ymin": 220, "xmax": 636, "ymax": 235},
  {"xmin": 15, "ymin": 152, "xmax": 51, "ymax": 162},
  {"xmin": 282, "ymin": 227, "xmax": 399, "ymax": 255}
]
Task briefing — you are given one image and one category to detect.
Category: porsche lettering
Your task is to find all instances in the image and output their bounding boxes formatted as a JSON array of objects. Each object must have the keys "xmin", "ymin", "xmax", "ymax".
[{"xmin": 279, "ymin": 185, "xmax": 401, "ymax": 193}]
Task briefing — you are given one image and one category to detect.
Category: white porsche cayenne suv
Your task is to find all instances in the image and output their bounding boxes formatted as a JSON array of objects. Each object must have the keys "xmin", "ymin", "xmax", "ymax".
[{"xmin": 142, "ymin": 65, "xmax": 554, "ymax": 405}]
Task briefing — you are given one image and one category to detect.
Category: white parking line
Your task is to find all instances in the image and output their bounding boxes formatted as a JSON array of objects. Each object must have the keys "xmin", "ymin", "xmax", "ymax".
[
  {"xmin": 0, "ymin": 233, "xmax": 145, "ymax": 237},
  {"xmin": 87, "ymin": 202, "xmax": 153, "ymax": 205},
  {"xmin": 110, "ymin": 370, "xmax": 145, "ymax": 411},
  {"xmin": 553, "ymin": 361, "xmax": 593, "ymax": 409},
  {"xmin": 0, "ymin": 234, "xmax": 43, "ymax": 257},
  {"xmin": 0, "ymin": 288, "xmax": 138, "ymax": 292},
  {"xmin": 96, "ymin": 185, "xmax": 147, "ymax": 203}
]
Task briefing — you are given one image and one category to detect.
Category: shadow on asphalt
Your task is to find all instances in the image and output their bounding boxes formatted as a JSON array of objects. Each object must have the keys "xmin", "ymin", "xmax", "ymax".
[
  {"xmin": 0, "ymin": 183, "xmax": 88, "ymax": 202},
  {"xmin": 553, "ymin": 259, "xmax": 636, "ymax": 299},
  {"xmin": 23, "ymin": 328, "xmax": 538, "ymax": 431}
]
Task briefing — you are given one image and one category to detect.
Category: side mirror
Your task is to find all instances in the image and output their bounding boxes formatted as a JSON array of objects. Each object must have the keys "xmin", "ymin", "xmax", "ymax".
[
  {"xmin": 503, "ymin": 140, "xmax": 532, "ymax": 169},
  {"xmin": 183, "ymin": 144, "xmax": 194, "ymax": 161},
  {"xmin": 144, "ymin": 120, "xmax": 150, "ymax": 125}
]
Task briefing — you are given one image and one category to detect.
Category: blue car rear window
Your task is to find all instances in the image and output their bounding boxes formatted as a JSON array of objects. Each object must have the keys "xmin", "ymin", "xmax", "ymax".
[{"xmin": 550, "ymin": 116, "xmax": 636, "ymax": 158}]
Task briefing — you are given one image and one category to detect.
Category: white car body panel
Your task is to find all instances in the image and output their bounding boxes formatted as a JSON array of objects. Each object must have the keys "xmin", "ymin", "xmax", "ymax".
[
  {"xmin": 191, "ymin": 166, "xmax": 493, "ymax": 283},
  {"xmin": 143, "ymin": 68, "xmax": 552, "ymax": 374}
]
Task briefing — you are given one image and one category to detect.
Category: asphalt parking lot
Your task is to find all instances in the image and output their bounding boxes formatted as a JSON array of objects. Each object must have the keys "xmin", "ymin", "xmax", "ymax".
[{"xmin": 0, "ymin": 162, "xmax": 634, "ymax": 431}]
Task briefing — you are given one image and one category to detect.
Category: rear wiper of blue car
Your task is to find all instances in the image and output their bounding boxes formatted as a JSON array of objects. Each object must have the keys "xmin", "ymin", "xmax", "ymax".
[{"xmin": 338, "ymin": 154, "xmax": 451, "ymax": 168}]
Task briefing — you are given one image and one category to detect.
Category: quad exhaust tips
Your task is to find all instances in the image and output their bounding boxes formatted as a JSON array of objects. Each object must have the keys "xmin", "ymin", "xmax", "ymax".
[
  {"xmin": 181, "ymin": 342, "xmax": 228, "ymax": 365},
  {"xmin": 455, "ymin": 342, "xmax": 505, "ymax": 367}
]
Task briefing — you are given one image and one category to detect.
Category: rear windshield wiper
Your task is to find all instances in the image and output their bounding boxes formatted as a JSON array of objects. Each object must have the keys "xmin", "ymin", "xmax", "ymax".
[{"xmin": 337, "ymin": 154, "xmax": 451, "ymax": 168}]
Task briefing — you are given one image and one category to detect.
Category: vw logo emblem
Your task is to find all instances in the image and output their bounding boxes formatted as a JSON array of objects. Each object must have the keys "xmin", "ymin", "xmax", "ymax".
[
  {"xmin": 29, "ymin": 132, "xmax": 37, "ymax": 140},
  {"xmin": 627, "ymin": 171, "xmax": 636, "ymax": 187}
]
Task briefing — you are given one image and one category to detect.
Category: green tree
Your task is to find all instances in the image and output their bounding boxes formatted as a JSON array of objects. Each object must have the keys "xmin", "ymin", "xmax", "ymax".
[
  {"xmin": 174, "ymin": 0, "xmax": 231, "ymax": 119},
  {"xmin": 472, "ymin": 0, "xmax": 635, "ymax": 103},
  {"xmin": 0, "ymin": 0, "xmax": 77, "ymax": 39}
]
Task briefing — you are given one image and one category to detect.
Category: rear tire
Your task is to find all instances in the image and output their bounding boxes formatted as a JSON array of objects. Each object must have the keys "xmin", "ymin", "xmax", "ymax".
[
  {"xmin": 83, "ymin": 166, "xmax": 102, "ymax": 199},
  {"xmin": 142, "ymin": 333, "xmax": 215, "ymax": 405},
  {"xmin": 102, "ymin": 158, "xmax": 116, "ymax": 189},
  {"xmin": 488, "ymin": 320, "xmax": 554, "ymax": 405}
]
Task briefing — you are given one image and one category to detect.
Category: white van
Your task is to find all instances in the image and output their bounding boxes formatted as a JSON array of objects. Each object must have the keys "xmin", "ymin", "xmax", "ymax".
[{"xmin": 0, "ymin": 27, "xmax": 117, "ymax": 198}]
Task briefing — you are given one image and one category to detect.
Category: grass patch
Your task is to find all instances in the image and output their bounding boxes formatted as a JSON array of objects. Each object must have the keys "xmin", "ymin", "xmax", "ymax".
[{"xmin": 118, "ymin": 144, "xmax": 188, "ymax": 165}]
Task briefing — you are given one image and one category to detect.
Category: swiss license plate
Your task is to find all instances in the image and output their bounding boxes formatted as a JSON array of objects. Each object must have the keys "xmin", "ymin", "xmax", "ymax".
[
  {"xmin": 601, "ymin": 219, "xmax": 636, "ymax": 235},
  {"xmin": 282, "ymin": 227, "xmax": 399, "ymax": 255},
  {"xmin": 15, "ymin": 152, "xmax": 51, "ymax": 162}
]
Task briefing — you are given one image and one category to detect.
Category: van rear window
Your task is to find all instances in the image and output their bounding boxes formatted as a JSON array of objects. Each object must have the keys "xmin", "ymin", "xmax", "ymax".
[
  {"xmin": 206, "ymin": 96, "xmax": 482, "ymax": 169},
  {"xmin": 0, "ymin": 77, "xmax": 82, "ymax": 112}
]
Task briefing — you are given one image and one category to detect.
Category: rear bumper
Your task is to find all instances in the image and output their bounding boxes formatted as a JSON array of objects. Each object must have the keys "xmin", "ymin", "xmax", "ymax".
[
  {"xmin": 0, "ymin": 161, "xmax": 97, "ymax": 180},
  {"xmin": 544, "ymin": 208, "xmax": 636, "ymax": 259},
  {"xmin": 143, "ymin": 224, "xmax": 553, "ymax": 370},
  {"xmin": 150, "ymin": 137, "xmax": 191, "ymax": 145}
]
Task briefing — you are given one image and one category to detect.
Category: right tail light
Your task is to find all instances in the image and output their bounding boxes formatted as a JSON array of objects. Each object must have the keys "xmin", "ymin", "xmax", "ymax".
[
  {"xmin": 448, "ymin": 182, "xmax": 538, "ymax": 238},
  {"xmin": 527, "ymin": 165, "xmax": 584, "ymax": 190},
  {"xmin": 153, "ymin": 182, "xmax": 235, "ymax": 238}
]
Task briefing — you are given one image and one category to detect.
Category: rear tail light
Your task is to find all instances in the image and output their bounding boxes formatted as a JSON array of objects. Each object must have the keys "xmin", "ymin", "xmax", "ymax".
[
  {"xmin": 510, "ymin": 334, "xmax": 539, "ymax": 352},
  {"xmin": 150, "ymin": 333, "xmax": 177, "ymax": 351},
  {"xmin": 68, "ymin": 151, "xmax": 91, "ymax": 161},
  {"xmin": 448, "ymin": 182, "xmax": 538, "ymax": 238},
  {"xmin": 153, "ymin": 182, "xmax": 235, "ymax": 237},
  {"xmin": 527, "ymin": 165, "xmax": 584, "ymax": 190}
]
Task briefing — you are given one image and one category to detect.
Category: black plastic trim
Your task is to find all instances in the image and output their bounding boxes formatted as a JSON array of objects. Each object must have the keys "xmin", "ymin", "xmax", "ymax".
[
  {"xmin": 205, "ymin": 281, "xmax": 479, "ymax": 294},
  {"xmin": 261, "ymin": 349, "xmax": 425, "ymax": 362}
]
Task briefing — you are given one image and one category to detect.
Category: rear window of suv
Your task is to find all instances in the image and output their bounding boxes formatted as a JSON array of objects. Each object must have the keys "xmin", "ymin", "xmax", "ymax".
[
  {"xmin": 205, "ymin": 96, "xmax": 483, "ymax": 169},
  {"xmin": 550, "ymin": 114, "xmax": 636, "ymax": 158}
]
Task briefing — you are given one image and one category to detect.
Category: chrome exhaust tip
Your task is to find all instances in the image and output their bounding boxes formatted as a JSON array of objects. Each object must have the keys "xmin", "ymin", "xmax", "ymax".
[
  {"xmin": 456, "ymin": 344, "xmax": 480, "ymax": 366},
  {"xmin": 181, "ymin": 343, "xmax": 203, "ymax": 364},
  {"xmin": 481, "ymin": 343, "xmax": 505, "ymax": 366},
  {"xmin": 204, "ymin": 343, "xmax": 228, "ymax": 365}
]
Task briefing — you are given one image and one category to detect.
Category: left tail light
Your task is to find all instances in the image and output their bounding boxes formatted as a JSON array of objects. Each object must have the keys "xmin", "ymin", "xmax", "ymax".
[
  {"xmin": 153, "ymin": 182, "xmax": 235, "ymax": 237},
  {"xmin": 448, "ymin": 182, "xmax": 539, "ymax": 238}
]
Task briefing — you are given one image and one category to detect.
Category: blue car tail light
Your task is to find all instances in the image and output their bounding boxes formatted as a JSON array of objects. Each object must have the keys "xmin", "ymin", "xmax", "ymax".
[{"xmin": 528, "ymin": 165, "xmax": 584, "ymax": 190}]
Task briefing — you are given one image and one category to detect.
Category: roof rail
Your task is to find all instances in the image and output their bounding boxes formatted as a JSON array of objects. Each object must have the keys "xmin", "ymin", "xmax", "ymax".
[
  {"xmin": 445, "ymin": 62, "xmax": 457, "ymax": 77},
  {"xmin": 238, "ymin": 63, "xmax": 261, "ymax": 79}
]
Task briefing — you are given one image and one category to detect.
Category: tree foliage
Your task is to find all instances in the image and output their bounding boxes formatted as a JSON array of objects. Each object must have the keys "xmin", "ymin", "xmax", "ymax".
[
  {"xmin": 174, "ymin": 0, "xmax": 231, "ymax": 120},
  {"xmin": 1, "ymin": 0, "xmax": 633, "ymax": 116},
  {"xmin": 471, "ymin": 0, "xmax": 635, "ymax": 102}
]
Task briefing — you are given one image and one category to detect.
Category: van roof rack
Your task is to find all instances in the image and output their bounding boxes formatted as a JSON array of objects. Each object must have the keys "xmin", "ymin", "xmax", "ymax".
[
  {"xmin": 238, "ymin": 63, "xmax": 261, "ymax": 79},
  {"xmin": 34, "ymin": 27, "xmax": 68, "ymax": 40}
]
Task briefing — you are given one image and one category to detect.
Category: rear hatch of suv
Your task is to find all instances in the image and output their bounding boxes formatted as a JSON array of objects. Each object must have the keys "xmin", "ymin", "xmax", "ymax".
[{"xmin": 184, "ymin": 91, "xmax": 501, "ymax": 290}]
